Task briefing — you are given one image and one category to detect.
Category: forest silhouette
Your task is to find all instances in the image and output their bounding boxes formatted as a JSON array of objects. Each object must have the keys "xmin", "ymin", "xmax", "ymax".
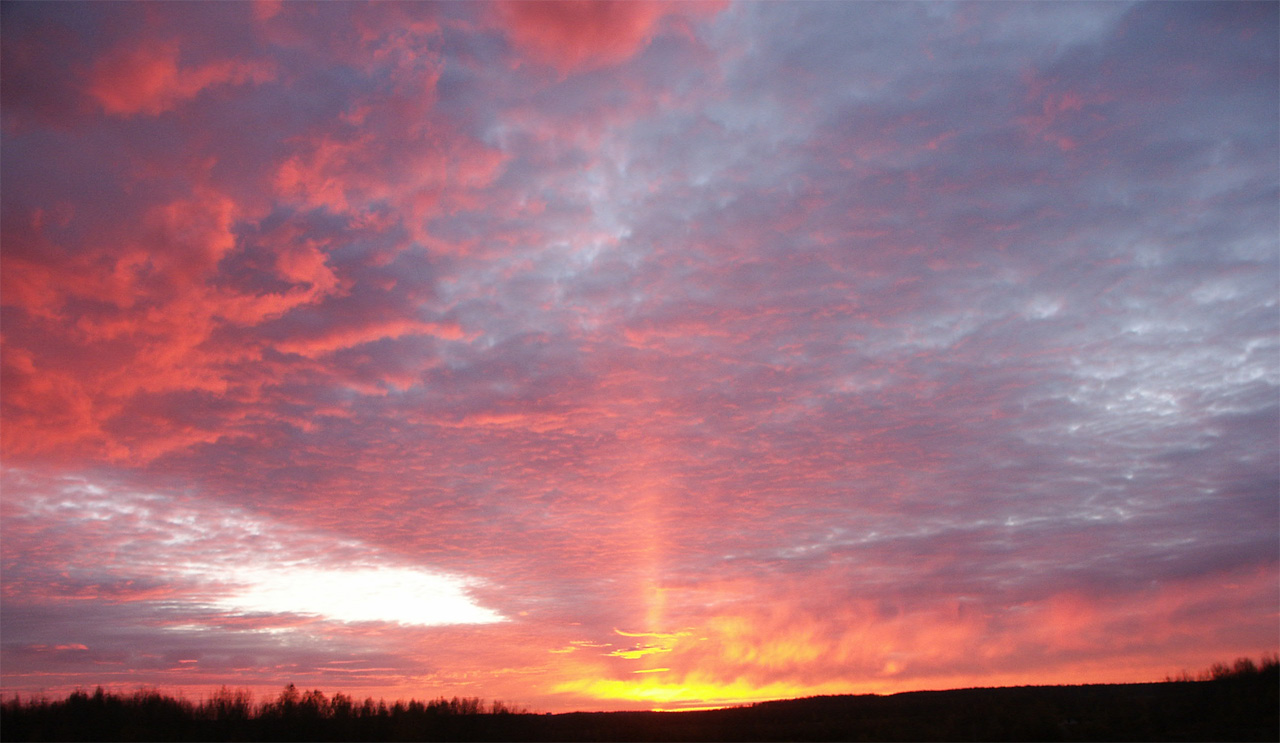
[{"xmin": 2, "ymin": 656, "xmax": 1276, "ymax": 741}]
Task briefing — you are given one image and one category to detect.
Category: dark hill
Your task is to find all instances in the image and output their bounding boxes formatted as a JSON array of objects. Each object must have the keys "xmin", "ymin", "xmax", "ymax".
[
  {"xmin": 530, "ymin": 675, "xmax": 1277, "ymax": 742},
  {"xmin": 3, "ymin": 661, "xmax": 1276, "ymax": 741}
]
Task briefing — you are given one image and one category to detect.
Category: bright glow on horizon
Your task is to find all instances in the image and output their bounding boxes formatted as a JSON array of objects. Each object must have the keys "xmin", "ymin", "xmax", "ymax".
[
  {"xmin": 1, "ymin": 0, "xmax": 1275, "ymax": 714},
  {"xmin": 553, "ymin": 673, "xmax": 845, "ymax": 708}
]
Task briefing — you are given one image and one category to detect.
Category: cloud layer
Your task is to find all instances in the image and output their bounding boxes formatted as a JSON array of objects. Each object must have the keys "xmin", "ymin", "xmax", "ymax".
[{"xmin": 2, "ymin": 0, "xmax": 1276, "ymax": 711}]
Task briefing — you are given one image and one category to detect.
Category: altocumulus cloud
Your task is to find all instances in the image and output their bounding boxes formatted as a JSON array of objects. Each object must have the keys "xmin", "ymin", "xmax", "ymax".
[{"xmin": 1, "ymin": 0, "xmax": 1276, "ymax": 711}]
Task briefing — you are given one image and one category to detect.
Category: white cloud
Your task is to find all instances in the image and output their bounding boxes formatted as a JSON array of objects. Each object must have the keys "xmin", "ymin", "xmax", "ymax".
[{"xmin": 216, "ymin": 566, "xmax": 504, "ymax": 626}]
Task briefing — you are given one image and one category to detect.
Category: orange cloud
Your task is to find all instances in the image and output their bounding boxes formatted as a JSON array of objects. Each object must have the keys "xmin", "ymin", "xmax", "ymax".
[
  {"xmin": 532, "ymin": 561, "xmax": 1280, "ymax": 711},
  {"xmin": 495, "ymin": 1, "xmax": 721, "ymax": 74},
  {"xmin": 0, "ymin": 346, "xmax": 104, "ymax": 459},
  {"xmin": 0, "ymin": 185, "xmax": 362, "ymax": 463},
  {"xmin": 88, "ymin": 41, "xmax": 273, "ymax": 117},
  {"xmin": 3, "ymin": 0, "xmax": 1276, "ymax": 715},
  {"xmin": 276, "ymin": 319, "xmax": 465, "ymax": 360}
]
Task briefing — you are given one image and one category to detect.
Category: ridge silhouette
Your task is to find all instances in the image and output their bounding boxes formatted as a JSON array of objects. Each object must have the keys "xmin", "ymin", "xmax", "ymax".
[{"xmin": 2, "ymin": 655, "xmax": 1275, "ymax": 741}]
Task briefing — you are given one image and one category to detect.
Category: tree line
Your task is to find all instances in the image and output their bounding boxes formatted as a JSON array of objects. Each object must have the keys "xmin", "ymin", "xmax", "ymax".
[
  {"xmin": 2, "ymin": 655, "xmax": 1276, "ymax": 741},
  {"xmin": 0, "ymin": 684, "xmax": 529, "ymax": 741},
  {"xmin": 1164, "ymin": 653, "xmax": 1278, "ymax": 682}
]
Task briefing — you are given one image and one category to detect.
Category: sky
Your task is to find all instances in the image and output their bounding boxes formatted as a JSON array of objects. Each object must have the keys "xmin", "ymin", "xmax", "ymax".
[{"xmin": 1, "ymin": 0, "xmax": 1277, "ymax": 713}]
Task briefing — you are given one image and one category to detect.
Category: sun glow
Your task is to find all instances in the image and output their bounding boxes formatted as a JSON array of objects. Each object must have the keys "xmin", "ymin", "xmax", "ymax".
[
  {"xmin": 553, "ymin": 671, "xmax": 844, "ymax": 710},
  {"xmin": 550, "ymin": 623, "xmax": 859, "ymax": 710}
]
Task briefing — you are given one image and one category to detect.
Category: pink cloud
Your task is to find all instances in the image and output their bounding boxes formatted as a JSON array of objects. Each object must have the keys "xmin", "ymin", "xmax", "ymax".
[
  {"xmin": 494, "ymin": 0, "xmax": 722, "ymax": 74},
  {"xmin": 0, "ymin": 185, "xmax": 359, "ymax": 462},
  {"xmin": 2, "ymin": 0, "xmax": 1275, "ymax": 715},
  {"xmin": 88, "ymin": 41, "xmax": 273, "ymax": 117},
  {"xmin": 276, "ymin": 319, "xmax": 466, "ymax": 360}
]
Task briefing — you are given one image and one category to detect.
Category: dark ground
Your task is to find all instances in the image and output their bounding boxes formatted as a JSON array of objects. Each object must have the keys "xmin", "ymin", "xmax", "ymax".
[{"xmin": 3, "ymin": 660, "xmax": 1276, "ymax": 741}]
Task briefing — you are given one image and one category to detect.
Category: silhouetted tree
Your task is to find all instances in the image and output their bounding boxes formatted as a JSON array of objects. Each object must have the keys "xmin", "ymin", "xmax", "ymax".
[{"xmin": 2, "ymin": 661, "xmax": 1276, "ymax": 741}]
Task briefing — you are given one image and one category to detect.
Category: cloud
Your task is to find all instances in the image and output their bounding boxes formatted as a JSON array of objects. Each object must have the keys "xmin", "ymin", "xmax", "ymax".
[
  {"xmin": 1, "ymin": 0, "xmax": 1275, "ymax": 713},
  {"xmin": 213, "ymin": 567, "xmax": 504, "ymax": 626},
  {"xmin": 493, "ymin": 1, "xmax": 721, "ymax": 75},
  {"xmin": 0, "ymin": 469, "xmax": 509, "ymax": 696},
  {"xmin": 89, "ymin": 41, "xmax": 274, "ymax": 117}
]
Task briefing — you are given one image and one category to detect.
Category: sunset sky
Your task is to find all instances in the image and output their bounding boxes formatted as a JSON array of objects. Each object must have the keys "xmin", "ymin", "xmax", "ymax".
[{"xmin": 2, "ymin": 0, "xmax": 1277, "ymax": 713}]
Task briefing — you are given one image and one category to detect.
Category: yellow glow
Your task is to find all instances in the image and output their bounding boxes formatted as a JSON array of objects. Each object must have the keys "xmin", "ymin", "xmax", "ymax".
[
  {"xmin": 609, "ymin": 645, "xmax": 671, "ymax": 659},
  {"xmin": 614, "ymin": 628, "xmax": 690, "ymax": 641},
  {"xmin": 554, "ymin": 672, "xmax": 845, "ymax": 707},
  {"xmin": 607, "ymin": 627, "xmax": 692, "ymax": 659},
  {"xmin": 708, "ymin": 615, "xmax": 829, "ymax": 668},
  {"xmin": 552, "ymin": 612, "xmax": 883, "ymax": 709}
]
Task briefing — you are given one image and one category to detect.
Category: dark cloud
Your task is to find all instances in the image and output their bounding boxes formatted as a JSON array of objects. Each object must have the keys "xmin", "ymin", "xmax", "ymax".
[{"xmin": 2, "ymin": 0, "xmax": 1275, "ymax": 712}]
